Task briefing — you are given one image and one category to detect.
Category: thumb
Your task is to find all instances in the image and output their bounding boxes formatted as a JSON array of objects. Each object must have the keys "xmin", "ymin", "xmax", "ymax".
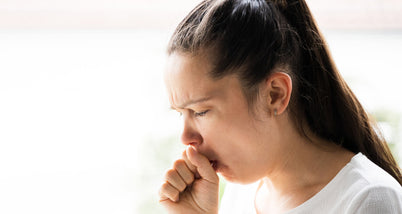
[{"xmin": 186, "ymin": 146, "xmax": 219, "ymax": 184}]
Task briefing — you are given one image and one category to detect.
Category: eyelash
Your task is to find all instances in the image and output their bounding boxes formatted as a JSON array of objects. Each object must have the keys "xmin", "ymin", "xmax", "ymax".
[
  {"xmin": 194, "ymin": 110, "xmax": 209, "ymax": 117},
  {"xmin": 176, "ymin": 110, "xmax": 209, "ymax": 117}
]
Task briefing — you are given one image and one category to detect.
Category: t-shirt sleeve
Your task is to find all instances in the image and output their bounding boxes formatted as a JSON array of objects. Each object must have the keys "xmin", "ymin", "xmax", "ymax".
[{"xmin": 348, "ymin": 185, "xmax": 402, "ymax": 214}]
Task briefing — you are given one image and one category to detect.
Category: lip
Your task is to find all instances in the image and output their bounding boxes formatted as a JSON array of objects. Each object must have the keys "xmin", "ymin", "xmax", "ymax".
[
  {"xmin": 209, "ymin": 160, "xmax": 220, "ymax": 172},
  {"xmin": 192, "ymin": 147, "xmax": 221, "ymax": 172}
]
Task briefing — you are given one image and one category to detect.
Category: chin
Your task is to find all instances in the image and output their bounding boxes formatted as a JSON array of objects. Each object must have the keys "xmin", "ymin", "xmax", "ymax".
[{"xmin": 220, "ymin": 172, "xmax": 260, "ymax": 185}]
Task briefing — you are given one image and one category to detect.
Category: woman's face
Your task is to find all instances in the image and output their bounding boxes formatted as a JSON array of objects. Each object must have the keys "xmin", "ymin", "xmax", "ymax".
[{"xmin": 164, "ymin": 53, "xmax": 280, "ymax": 184}]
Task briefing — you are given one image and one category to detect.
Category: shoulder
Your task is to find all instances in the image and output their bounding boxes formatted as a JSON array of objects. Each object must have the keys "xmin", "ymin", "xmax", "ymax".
[
  {"xmin": 342, "ymin": 153, "xmax": 402, "ymax": 213},
  {"xmin": 344, "ymin": 153, "xmax": 401, "ymax": 189},
  {"xmin": 346, "ymin": 184, "xmax": 402, "ymax": 213}
]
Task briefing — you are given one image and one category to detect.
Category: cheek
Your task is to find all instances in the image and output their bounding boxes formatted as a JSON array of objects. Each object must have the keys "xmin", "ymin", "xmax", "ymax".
[
  {"xmin": 199, "ymin": 109, "xmax": 261, "ymax": 149},
  {"xmin": 203, "ymin": 115, "xmax": 272, "ymax": 180},
  {"xmin": 201, "ymin": 123, "xmax": 272, "ymax": 183},
  {"xmin": 200, "ymin": 116, "xmax": 261, "ymax": 161}
]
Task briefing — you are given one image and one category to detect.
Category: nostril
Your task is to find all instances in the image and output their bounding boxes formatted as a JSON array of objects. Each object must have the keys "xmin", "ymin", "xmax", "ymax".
[{"xmin": 180, "ymin": 128, "xmax": 202, "ymax": 146}]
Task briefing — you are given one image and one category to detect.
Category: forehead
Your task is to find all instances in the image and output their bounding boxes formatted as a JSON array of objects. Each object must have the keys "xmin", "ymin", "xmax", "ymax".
[
  {"xmin": 164, "ymin": 52, "xmax": 213, "ymax": 87},
  {"xmin": 164, "ymin": 52, "xmax": 238, "ymax": 108}
]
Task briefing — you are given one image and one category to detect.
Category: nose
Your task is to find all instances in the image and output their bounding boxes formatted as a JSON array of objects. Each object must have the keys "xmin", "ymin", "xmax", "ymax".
[{"xmin": 180, "ymin": 118, "xmax": 203, "ymax": 147}]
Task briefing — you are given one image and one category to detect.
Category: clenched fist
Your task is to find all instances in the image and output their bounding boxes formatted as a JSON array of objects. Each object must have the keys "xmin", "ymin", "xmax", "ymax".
[{"xmin": 158, "ymin": 146, "xmax": 219, "ymax": 214}]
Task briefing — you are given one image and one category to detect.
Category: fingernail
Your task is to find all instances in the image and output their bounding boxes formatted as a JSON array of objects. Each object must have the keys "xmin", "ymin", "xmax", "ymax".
[{"xmin": 187, "ymin": 145, "xmax": 196, "ymax": 153}]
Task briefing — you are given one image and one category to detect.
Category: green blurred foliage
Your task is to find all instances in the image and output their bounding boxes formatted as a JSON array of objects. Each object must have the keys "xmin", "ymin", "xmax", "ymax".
[
  {"xmin": 218, "ymin": 175, "xmax": 227, "ymax": 204},
  {"xmin": 370, "ymin": 108, "xmax": 401, "ymax": 164}
]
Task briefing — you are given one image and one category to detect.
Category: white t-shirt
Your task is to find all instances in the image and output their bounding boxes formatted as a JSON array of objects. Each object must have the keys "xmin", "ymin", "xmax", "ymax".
[{"xmin": 219, "ymin": 153, "xmax": 402, "ymax": 214}]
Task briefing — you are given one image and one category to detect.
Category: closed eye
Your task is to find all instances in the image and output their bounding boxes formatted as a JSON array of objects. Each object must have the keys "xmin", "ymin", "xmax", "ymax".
[{"xmin": 194, "ymin": 110, "xmax": 209, "ymax": 117}]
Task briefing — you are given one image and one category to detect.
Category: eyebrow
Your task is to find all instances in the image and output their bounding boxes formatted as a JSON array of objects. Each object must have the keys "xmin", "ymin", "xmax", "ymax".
[{"xmin": 171, "ymin": 96, "xmax": 213, "ymax": 110}]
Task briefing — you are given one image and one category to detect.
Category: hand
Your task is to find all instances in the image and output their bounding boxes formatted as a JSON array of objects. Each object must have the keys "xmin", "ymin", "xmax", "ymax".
[{"xmin": 158, "ymin": 146, "xmax": 219, "ymax": 214}]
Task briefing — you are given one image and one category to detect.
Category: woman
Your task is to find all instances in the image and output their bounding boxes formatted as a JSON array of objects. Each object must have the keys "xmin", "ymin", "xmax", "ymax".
[{"xmin": 158, "ymin": 0, "xmax": 402, "ymax": 213}]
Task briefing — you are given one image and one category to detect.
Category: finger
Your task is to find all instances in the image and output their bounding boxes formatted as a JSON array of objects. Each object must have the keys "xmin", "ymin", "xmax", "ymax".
[
  {"xmin": 159, "ymin": 182, "xmax": 180, "ymax": 202},
  {"xmin": 173, "ymin": 159, "xmax": 195, "ymax": 185},
  {"xmin": 186, "ymin": 146, "xmax": 219, "ymax": 184},
  {"xmin": 165, "ymin": 168, "xmax": 187, "ymax": 192},
  {"xmin": 182, "ymin": 149, "xmax": 201, "ymax": 179}
]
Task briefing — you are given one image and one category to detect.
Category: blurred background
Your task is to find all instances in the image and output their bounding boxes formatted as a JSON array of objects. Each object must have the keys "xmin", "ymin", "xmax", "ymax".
[{"xmin": 0, "ymin": 0, "xmax": 401, "ymax": 213}]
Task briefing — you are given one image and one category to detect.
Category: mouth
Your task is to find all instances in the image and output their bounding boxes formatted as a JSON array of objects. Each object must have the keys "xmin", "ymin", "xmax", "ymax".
[{"xmin": 209, "ymin": 160, "xmax": 218, "ymax": 171}]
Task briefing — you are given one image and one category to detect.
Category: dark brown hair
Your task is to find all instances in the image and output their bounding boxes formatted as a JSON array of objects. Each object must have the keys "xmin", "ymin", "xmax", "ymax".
[{"xmin": 167, "ymin": 0, "xmax": 402, "ymax": 184}]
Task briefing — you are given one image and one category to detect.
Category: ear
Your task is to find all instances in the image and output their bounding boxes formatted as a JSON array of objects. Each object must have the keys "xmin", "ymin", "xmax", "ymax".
[{"xmin": 263, "ymin": 72, "xmax": 292, "ymax": 116}]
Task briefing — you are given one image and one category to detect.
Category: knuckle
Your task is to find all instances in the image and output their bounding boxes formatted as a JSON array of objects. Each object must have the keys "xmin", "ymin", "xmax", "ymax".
[
  {"xmin": 158, "ymin": 184, "xmax": 168, "ymax": 198},
  {"xmin": 184, "ymin": 173, "xmax": 195, "ymax": 184},
  {"xmin": 160, "ymin": 182, "xmax": 170, "ymax": 192},
  {"xmin": 173, "ymin": 159, "xmax": 186, "ymax": 168},
  {"xmin": 177, "ymin": 182, "xmax": 187, "ymax": 192},
  {"xmin": 170, "ymin": 188, "xmax": 180, "ymax": 201},
  {"xmin": 174, "ymin": 193, "xmax": 180, "ymax": 202},
  {"xmin": 172, "ymin": 188, "xmax": 180, "ymax": 198},
  {"xmin": 164, "ymin": 168, "xmax": 177, "ymax": 179}
]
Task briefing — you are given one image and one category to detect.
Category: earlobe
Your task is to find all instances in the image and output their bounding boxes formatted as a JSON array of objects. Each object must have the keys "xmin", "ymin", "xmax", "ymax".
[{"xmin": 265, "ymin": 72, "xmax": 292, "ymax": 116}]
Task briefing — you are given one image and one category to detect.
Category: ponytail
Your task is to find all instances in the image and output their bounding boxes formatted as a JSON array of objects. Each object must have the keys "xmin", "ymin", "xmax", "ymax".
[
  {"xmin": 271, "ymin": 0, "xmax": 402, "ymax": 184},
  {"xmin": 167, "ymin": 0, "xmax": 402, "ymax": 184}
]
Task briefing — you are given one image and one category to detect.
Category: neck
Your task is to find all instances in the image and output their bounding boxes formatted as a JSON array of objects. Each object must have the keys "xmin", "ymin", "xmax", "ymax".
[{"xmin": 256, "ymin": 117, "xmax": 355, "ymax": 212}]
